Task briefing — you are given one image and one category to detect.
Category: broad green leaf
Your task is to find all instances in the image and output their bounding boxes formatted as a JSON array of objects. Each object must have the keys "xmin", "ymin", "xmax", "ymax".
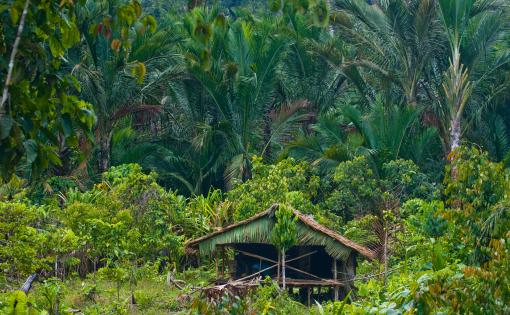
[
  {"xmin": 23, "ymin": 140, "xmax": 38, "ymax": 164},
  {"xmin": 9, "ymin": 6, "xmax": 19, "ymax": 24},
  {"xmin": 61, "ymin": 114, "xmax": 73, "ymax": 137},
  {"xmin": 0, "ymin": 117, "xmax": 14, "ymax": 140},
  {"xmin": 49, "ymin": 36, "xmax": 65, "ymax": 57}
]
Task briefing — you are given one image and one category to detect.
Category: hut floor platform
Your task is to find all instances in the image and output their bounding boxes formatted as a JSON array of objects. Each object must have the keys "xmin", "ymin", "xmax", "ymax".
[{"xmin": 279, "ymin": 278, "xmax": 341, "ymax": 287}]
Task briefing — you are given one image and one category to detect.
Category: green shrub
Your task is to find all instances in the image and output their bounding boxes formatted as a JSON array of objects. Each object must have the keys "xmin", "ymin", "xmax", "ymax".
[{"xmin": 134, "ymin": 290, "xmax": 154, "ymax": 310}]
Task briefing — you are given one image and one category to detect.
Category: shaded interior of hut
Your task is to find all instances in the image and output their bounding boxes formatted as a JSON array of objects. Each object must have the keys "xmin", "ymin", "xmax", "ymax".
[{"xmin": 214, "ymin": 243, "xmax": 357, "ymax": 304}]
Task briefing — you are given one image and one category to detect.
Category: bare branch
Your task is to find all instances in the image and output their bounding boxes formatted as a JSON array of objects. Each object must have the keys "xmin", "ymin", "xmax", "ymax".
[{"xmin": 0, "ymin": 0, "xmax": 31, "ymax": 115}]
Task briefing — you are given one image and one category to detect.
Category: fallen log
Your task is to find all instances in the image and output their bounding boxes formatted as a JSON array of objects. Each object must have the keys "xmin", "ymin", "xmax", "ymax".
[{"xmin": 20, "ymin": 273, "xmax": 37, "ymax": 294}]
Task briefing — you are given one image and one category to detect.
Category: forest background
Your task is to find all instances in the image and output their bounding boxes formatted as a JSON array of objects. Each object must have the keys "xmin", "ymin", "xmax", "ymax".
[{"xmin": 0, "ymin": 0, "xmax": 509, "ymax": 314}]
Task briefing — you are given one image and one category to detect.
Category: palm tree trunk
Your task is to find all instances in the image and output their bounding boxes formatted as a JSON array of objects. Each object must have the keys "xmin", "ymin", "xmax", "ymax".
[
  {"xmin": 263, "ymin": 113, "xmax": 272, "ymax": 160},
  {"xmin": 449, "ymin": 117, "xmax": 461, "ymax": 154},
  {"xmin": 98, "ymin": 131, "xmax": 113, "ymax": 173}
]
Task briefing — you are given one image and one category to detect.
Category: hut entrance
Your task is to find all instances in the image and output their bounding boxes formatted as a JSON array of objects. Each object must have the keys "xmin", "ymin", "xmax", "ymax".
[
  {"xmin": 232, "ymin": 244, "xmax": 333, "ymax": 281},
  {"xmin": 215, "ymin": 243, "xmax": 346, "ymax": 304}
]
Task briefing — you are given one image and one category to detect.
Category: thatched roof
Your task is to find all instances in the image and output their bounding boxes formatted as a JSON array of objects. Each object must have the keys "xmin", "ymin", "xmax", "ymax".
[{"xmin": 186, "ymin": 204, "xmax": 376, "ymax": 261}]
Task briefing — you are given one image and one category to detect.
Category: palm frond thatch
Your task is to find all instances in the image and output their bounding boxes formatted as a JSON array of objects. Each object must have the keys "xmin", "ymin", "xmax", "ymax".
[{"xmin": 188, "ymin": 204, "xmax": 376, "ymax": 261}]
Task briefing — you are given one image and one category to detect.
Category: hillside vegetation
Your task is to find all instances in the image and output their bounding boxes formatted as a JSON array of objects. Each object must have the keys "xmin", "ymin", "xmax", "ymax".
[{"xmin": 0, "ymin": 0, "xmax": 509, "ymax": 314}]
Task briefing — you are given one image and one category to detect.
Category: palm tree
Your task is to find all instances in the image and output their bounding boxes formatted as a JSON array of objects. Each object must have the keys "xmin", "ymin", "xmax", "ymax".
[
  {"xmin": 171, "ymin": 7, "xmax": 289, "ymax": 187},
  {"xmin": 334, "ymin": 0, "xmax": 447, "ymax": 107},
  {"xmin": 287, "ymin": 100, "xmax": 437, "ymax": 172},
  {"xmin": 334, "ymin": 0, "xmax": 509, "ymax": 156},
  {"xmin": 276, "ymin": 0, "xmax": 344, "ymax": 114},
  {"xmin": 436, "ymin": 0, "xmax": 510, "ymax": 155},
  {"xmin": 285, "ymin": 112, "xmax": 365, "ymax": 172},
  {"xmin": 70, "ymin": 0, "xmax": 184, "ymax": 173}
]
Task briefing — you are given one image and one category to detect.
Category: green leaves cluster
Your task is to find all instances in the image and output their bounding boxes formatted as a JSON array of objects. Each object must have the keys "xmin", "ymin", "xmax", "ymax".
[
  {"xmin": 64, "ymin": 164, "xmax": 184, "ymax": 265},
  {"xmin": 0, "ymin": 0, "xmax": 97, "ymax": 180},
  {"xmin": 443, "ymin": 146, "xmax": 510, "ymax": 263},
  {"xmin": 326, "ymin": 156, "xmax": 437, "ymax": 220},
  {"xmin": 335, "ymin": 146, "xmax": 510, "ymax": 314},
  {"xmin": 0, "ymin": 200, "xmax": 79, "ymax": 283},
  {"xmin": 271, "ymin": 204, "xmax": 298, "ymax": 251},
  {"xmin": 0, "ymin": 163, "xmax": 187, "ymax": 285},
  {"xmin": 0, "ymin": 202, "xmax": 48, "ymax": 280},
  {"xmin": 226, "ymin": 156, "xmax": 320, "ymax": 220}
]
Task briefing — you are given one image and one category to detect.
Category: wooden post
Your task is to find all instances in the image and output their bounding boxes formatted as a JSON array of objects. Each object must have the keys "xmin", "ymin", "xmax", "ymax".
[
  {"xmin": 215, "ymin": 250, "xmax": 219, "ymax": 278},
  {"xmin": 277, "ymin": 252, "xmax": 281, "ymax": 284},
  {"xmin": 383, "ymin": 222, "xmax": 389, "ymax": 287},
  {"xmin": 333, "ymin": 257, "xmax": 339, "ymax": 301},
  {"xmin": 221, "ymin": 246, "xmax": 225, "ymax": 277},
  {"xmin": 307, "ymin": 287, "xmax": 311, "ymax": 307},
  {"xmin": 282, "ymin": 249, "xmax": 286, "ymax": 289}
]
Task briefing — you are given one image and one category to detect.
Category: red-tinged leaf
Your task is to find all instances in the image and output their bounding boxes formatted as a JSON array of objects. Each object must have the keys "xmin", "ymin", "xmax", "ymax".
[{"xmin": 111, "ymin": 39, "xmax": 121, "ymax": 52}]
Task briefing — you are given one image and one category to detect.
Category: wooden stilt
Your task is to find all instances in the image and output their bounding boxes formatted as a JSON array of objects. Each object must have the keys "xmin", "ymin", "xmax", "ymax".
[
  {"xmin": 333, "ymin": 257, "xmax": 339, "ymax": 301},
  {"xmin": 282, "ymin": 249, "xmax": 286, "ymax": 289},
  {"xmin": 307, "ymin": 287, "xmax": 311, "ymax": 307},
  {"xmin": 215, "ymin": 250, "xmax": 219, "ymax": 278},
  {"xmin": 277, "ymin": 252, "xmax": 281, "ymax": 284},
  {"xmin": 221, "ymin": 246, "xmax": 225, "ymax": 277}
]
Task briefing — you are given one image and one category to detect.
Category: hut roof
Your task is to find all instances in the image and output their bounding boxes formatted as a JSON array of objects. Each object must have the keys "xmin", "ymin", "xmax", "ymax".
[{"xmin": 186, "ymin": 204, "xmax": 376, "ymax": 261}]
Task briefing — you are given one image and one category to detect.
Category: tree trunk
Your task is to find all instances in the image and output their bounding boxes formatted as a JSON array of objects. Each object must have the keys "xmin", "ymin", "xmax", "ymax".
[
  {"xmin": 93, "ymin": 258, "xmax": 97, "ymax": 285},
  {"xmin": 448, "ymin": 117, "xmax": 462, "ymax": 178},
  {"xmin": 20, "ymin": 273, "xmax": 37, "ymax": 294},
  {"xmin": 98, "ymin": 131, "xmax": 113, "ymax": 173},
  {"xmin": 407, "ymin": 81, "xmax": 418, "ymax": 108},
  {"xmin": 262, "ymin": 112, "xmax": 272, "ymax": 160},
  {"xmin": 117, "ymin": 280, "xmax": 120, "ymax": 302},
  {"xmin": 0, "ymin": 0, "xmax": 30, "ymax": 114},
  {"xmin": 449, "ymin": 117, "xmax": 461, "ymax": 155},
  {"xmin": 55, "ymin": 255, "xmax": 58, "ymax": 278}
]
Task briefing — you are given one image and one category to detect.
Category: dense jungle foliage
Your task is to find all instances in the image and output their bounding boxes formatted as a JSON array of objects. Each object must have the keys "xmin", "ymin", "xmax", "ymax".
[{"xmin": 0, "ymin": 0, "xmax": 509, "ymax": 314}]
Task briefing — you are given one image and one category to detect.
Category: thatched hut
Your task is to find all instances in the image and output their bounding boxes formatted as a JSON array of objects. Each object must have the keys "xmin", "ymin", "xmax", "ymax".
[{"xmin": 186, "ymin": 204, "xmax": 376, "ymax": 304}]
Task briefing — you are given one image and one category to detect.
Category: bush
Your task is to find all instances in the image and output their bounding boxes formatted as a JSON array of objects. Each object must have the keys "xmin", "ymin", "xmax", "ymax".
[
  {"xmin": 326, "ymin": 157, "xmax": 436, "ymax": 220},
  {"xmin": 227, "ymin": 157, "xmax": 322, "ymax": 220},
  {"xmin": 0, "ymin": 202, "xmax": 48, "ymax": 280}
]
